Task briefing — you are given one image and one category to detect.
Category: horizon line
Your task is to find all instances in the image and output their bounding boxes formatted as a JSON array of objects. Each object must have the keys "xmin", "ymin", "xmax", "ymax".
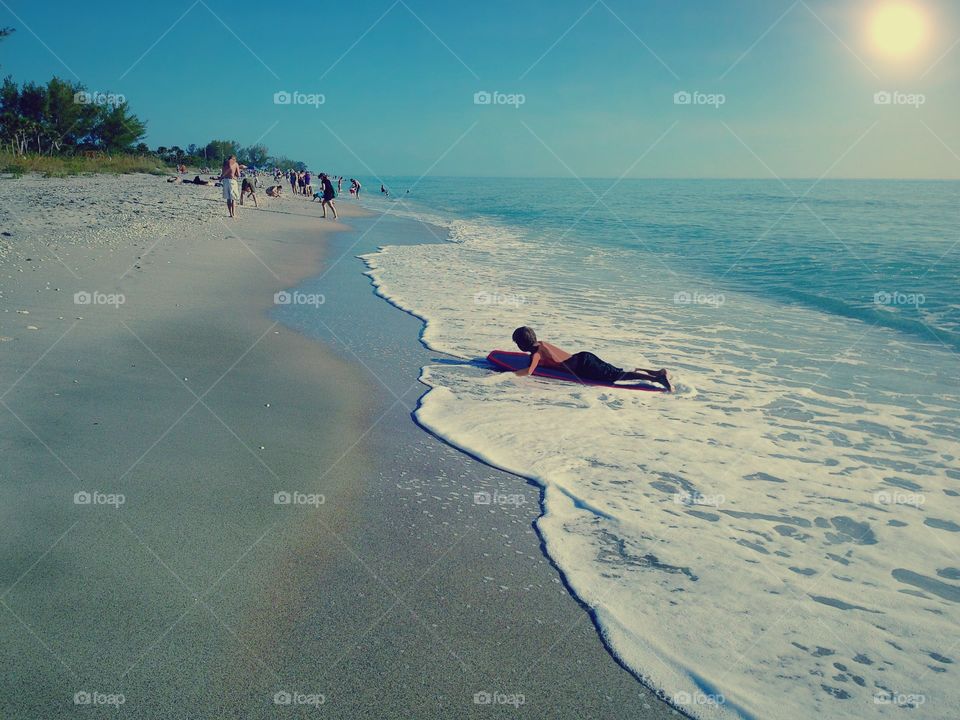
[{"xmin": 353, "ymin": 174, "xmax": 960, "ymax": 182}]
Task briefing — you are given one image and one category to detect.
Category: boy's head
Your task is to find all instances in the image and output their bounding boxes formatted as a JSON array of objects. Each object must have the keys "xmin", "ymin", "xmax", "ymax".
[{"xmin": 512, "ymin": 326, "xmax": 538, "ymax": 353}]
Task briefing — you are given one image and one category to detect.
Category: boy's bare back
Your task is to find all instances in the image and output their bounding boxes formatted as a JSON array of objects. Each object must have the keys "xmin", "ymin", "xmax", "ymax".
[{"xmin": 533, "ymin": 341, "xmax": 572, "ymax": 368}]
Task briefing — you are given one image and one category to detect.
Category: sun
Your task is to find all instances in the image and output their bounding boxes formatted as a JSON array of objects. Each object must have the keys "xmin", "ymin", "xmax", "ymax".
[{"xmin": 869, "ymin": 2, "xmax": 929, "ymax": 57}]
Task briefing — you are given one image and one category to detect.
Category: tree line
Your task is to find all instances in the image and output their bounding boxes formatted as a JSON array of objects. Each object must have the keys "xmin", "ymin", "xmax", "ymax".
[
  {"xmin": 1, "ymin": 76, "xmax": 146, "ymax": 155},
  {"xmin": 157, "ymin": 141, "xmax": 307, "ymax": 172},
  {"xmin": 0, "ymin": 61, "xmax": 309, "ymax": 170}
]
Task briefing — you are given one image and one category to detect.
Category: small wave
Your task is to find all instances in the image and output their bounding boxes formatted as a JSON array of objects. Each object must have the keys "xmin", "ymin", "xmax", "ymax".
[{"xmin": 364, "ymin": 186, "xmax": 960, "ymax": 720}]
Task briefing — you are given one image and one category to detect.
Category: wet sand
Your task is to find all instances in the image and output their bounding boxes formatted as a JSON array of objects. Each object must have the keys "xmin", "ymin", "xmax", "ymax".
[{"xmin": 0, "ymin": 174, "xmax": 679, "ymax": 718}]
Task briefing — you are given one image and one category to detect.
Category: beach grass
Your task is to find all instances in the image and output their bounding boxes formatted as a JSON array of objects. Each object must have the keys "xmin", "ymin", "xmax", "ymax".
[{"xmin": 0, "ymin": 152, "xmax": 169, "ymax": 178}]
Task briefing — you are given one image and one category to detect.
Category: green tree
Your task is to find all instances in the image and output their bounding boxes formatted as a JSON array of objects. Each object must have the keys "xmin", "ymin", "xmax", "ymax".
[
  {"xmin": 204, "ymin": 139, "xmax": 240, "ymax": 164},
  {"xmin": 269, "ymin": 155, "xmax": 307, "ymax": 171},
  {"xmin": 44, "ymin": 77, "xmax": 97, "ymax": 153},
  {"xmin": 239, "ymin": 143, "xmax": 269, "ymax": 167},
  {"xmin": 93, "ymin": 101, "xmax": 147, "ymax": 151},
  {"xmin": 0, "ymin": 76, "xmax": 29, "ymax": 154}
]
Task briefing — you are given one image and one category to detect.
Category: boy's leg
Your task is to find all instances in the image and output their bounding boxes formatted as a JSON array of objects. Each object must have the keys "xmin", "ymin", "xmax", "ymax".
[
  {"xmin": 619, "ymin": 370, "xmax": 661, "ymax": 383},
  {"xmin": 622, "ymin": 368, "xmax": 671, "ymax": 390}
]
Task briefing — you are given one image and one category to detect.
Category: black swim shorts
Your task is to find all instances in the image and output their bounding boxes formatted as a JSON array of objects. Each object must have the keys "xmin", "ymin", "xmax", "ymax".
[{"xmin": 562, "ymin": 352, "xmax": 624, "ymax": 383}]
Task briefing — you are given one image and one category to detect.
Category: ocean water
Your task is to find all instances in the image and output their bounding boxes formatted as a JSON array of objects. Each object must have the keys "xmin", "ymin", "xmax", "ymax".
[{"xmin": 359, "ymin": 178, "xmax": 960, "ymax": 720}]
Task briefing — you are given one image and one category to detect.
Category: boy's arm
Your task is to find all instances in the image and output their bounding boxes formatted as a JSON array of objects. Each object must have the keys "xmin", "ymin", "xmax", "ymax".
[{"xmin": 514, "ymin": 351, "xmax": 541, "ymax": 377}]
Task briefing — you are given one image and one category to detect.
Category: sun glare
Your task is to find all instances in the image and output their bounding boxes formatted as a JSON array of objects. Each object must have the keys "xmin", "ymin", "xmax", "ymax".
[{"xmin": 870, "ymin": 2, "xmax": 929, "ymax": 57}]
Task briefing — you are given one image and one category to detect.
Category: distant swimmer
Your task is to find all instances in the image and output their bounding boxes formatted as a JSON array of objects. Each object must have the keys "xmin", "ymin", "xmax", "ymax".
[
  {"xmin": 510, "ymin": 326, "xmax": 671, "ymax": 391},
  {"xmin": 380, "ymin": 184, "xmax": 389, "ymax": 197}
]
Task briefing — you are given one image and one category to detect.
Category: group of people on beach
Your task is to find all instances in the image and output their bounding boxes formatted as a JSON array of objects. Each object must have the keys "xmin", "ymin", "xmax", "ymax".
[
  {"xmin": 215, "ymin": 155, "xmax": 348, "ymax": 220},
  {"xmin": 284, "ymin": 169, "xmax": 313, "ymax": 196}
]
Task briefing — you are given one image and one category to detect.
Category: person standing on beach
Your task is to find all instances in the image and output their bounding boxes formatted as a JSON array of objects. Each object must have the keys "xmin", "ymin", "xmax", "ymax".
[
  {"xmin": 220, "ymin": 154, "xmax": 241, "ymax": 218},
  {"xmin": 337, "ymin": 176, "xmax": 342, "ymax": 195},
  {"xmin": 289, "ymin": 169, "xmax": 298, "ymax": 195},
  {"xmin": 319, "ymin": 173, "xmax": 338, "ymax": 219}
]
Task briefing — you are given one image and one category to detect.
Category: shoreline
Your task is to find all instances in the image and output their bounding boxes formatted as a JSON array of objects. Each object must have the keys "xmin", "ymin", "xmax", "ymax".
[
  {"xmin": 1, "ymin": 173, "xmax": 678, "ymax": 719},
  {"xmin": 352, "ymin": 216, "xmax": 692, "ymax": 710},
  {"xmin": 274, "ymin": 205, "xmax": 683, "ymax": 718}
]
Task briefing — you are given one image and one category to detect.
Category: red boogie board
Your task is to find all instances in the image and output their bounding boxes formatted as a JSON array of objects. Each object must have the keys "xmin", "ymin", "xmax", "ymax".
[{"xmin": 486, "ymin": 350, "xmax": 669, "ymax": 392}]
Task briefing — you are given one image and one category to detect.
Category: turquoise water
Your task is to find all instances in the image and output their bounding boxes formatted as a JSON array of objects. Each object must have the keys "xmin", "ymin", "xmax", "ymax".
[
  {"xmin": 361, "ymin": 178, "xmax": 960, "ymax": 720},
  {"xmin": 375, "ymin": 177, "xmax": 959, "ymax": 350}
]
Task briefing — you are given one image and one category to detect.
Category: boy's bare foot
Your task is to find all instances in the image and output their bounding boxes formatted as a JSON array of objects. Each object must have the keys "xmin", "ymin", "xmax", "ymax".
[{"xmin": 656, "ymin": 369, "xmax": 672, "ymax": 392}]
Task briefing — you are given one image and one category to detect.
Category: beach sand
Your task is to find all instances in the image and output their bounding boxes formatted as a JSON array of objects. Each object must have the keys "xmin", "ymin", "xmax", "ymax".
[{"xmin": 0, "ymin": 174, "xmax": 680, "ymax": 718}]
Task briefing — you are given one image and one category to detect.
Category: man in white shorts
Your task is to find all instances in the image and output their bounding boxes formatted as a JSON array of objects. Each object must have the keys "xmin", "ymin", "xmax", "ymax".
[{"xmin": 220, "ymin": 155, "xmax": 241, "ymax": 218}]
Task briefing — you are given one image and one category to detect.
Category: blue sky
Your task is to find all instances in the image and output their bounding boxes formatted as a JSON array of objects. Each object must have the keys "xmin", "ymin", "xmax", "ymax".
[{"xmin": 2, "ymin": 0, "xmax": 959, "ymax": 178}]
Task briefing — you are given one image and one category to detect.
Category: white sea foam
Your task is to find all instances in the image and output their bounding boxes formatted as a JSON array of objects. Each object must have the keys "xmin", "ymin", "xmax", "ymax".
[{"xmin": 361, "ymin": 209, "xmax": 960, "ymax": 720}]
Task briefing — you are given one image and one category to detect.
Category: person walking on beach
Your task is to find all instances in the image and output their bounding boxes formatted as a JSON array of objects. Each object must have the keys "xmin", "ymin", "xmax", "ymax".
[
  {"xmin": 337, "ymin": 176, "xmax": 342, "ymax": 195},
  {"xmin": 220, "ymin": 154, "xmax": 241, "ymax": 218},
  {"xmin": 319, "ymin": 173, "xmax": 338, "ymax": 219}
]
